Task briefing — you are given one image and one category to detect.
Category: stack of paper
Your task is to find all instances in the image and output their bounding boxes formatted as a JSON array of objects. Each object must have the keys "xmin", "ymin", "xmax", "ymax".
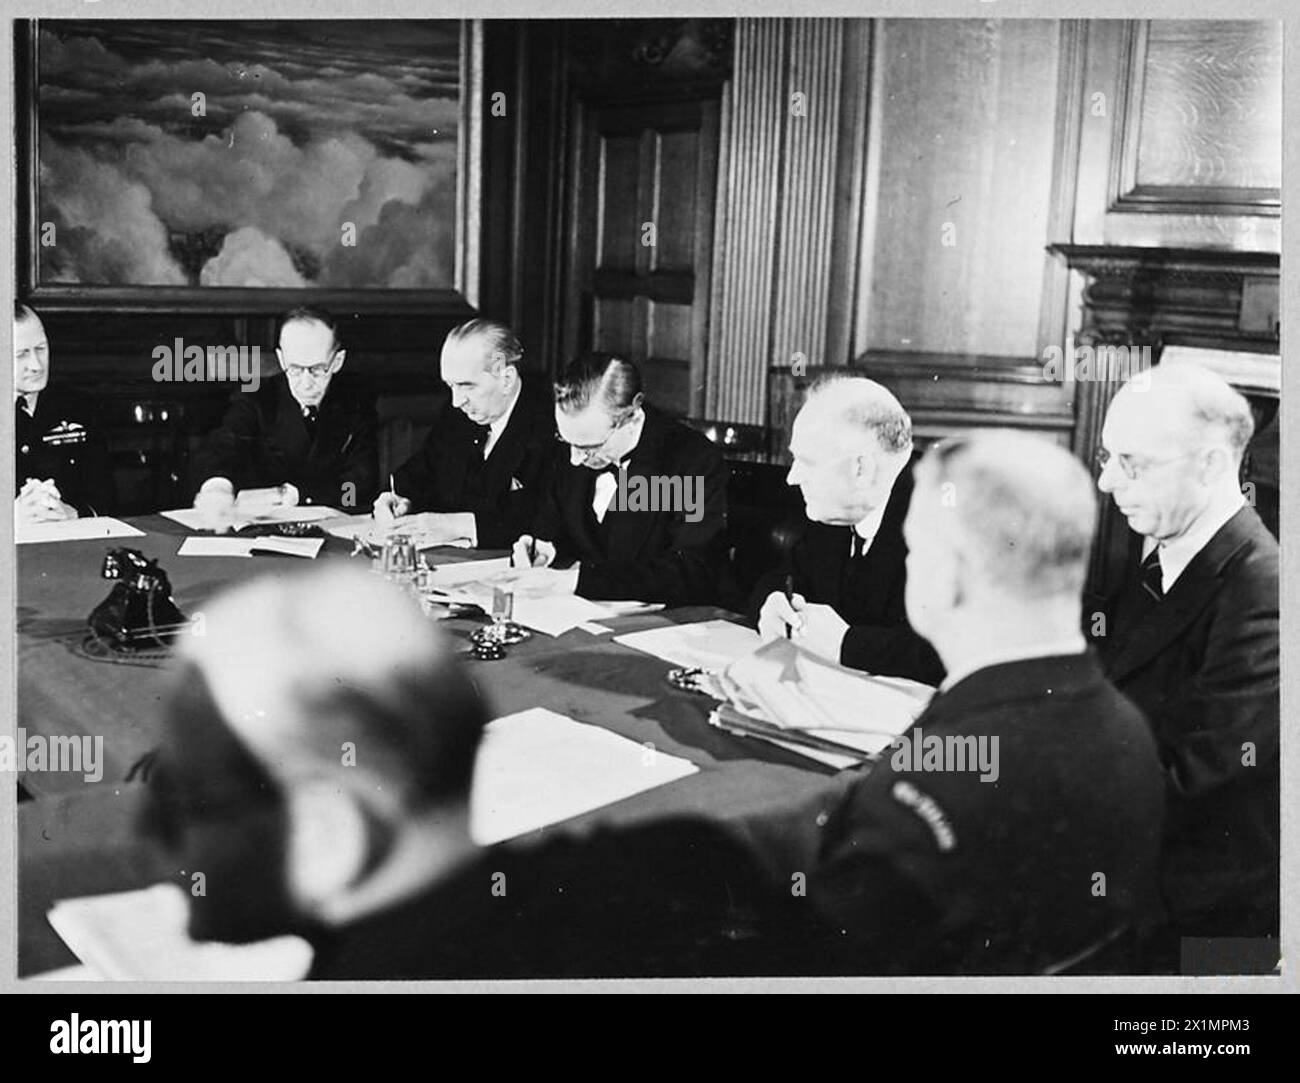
[
  {"xmin": 16, "ymin": 517, "xmax": 145, "ymax": 545},
  {"xmin": 470, "ymin": 708, "xmax": 699, "ymax": 844},
  {"xmin": 46, "ymin": 884, "xmax": 313, "ymax": 981},
  {"xmin": 176, "ymin": 536, "xmax": 324, "ymax": 559},
  {"xmin": 712, "ymin": 638, "xmax": 934, "ymax": 765}
]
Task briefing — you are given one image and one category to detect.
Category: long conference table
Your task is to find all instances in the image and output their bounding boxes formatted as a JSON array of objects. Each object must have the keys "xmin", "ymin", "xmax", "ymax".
[{"xmin": 17, "ymin": 515, "xmax": 855, "ymax": 976}]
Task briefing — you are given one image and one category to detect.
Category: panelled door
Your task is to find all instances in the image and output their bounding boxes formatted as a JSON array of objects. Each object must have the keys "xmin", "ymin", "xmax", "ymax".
[{"xmin": 563, "ymin": 96, "xmax": 720, "ymax": 417}]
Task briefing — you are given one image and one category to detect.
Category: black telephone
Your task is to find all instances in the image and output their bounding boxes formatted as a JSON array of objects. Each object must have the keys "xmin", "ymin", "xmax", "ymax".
[{"xmin": 87, "ymin": 548, "xmax": 189, "ymax": 649}]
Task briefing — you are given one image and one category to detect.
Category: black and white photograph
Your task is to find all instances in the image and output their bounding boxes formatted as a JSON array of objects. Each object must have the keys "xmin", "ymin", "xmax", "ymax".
[{"xmin": 3, "ymin": 0, "xmax": 1291, "ymax": 1026}]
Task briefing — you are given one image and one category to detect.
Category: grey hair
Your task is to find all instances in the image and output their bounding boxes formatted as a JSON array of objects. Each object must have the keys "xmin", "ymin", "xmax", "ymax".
[
  {"xmin": 444, "ymin": 318, "xmax": 524, "ymax": 371},
  {"xmin": 805, "ymin": 374, "xmax": 913, "ymax": 455},
  {"xmin": 915, "ymin": 431, "xmax": 1097, "ymax": 599},
  {"xmin": 1123, "ymin": 362, "xmax": 1255, "ymax": 463}
]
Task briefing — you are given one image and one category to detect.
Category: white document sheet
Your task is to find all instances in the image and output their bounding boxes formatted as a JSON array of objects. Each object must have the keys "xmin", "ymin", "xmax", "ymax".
[
  {"xmin": 176, "ymin": 536, "xmax": 323, "ymax": 559},
  {"xmin": 428, "ymin": 556, "xmax": 513, "ymax": 585},
  {"xmin": 15, "ymin": 517, "xmax": 145, "ymax": 545},
  {"xmin": 161, "ymin": 503, "xmax": 340, "ymax": 532},
  {"xmin": 614, "ymin": 619, "xmax": 763, "ymax": 670},
  {"xmin": 470, "ymin": 708, "xmax": 699, "ymax": 845},
  {"xmin": 509, "ymin": 594, "xmax": 613, "ymax": 637},
  {"xmin": 47, "ymin": 883, "xmax": 313, "ymax": 981}
]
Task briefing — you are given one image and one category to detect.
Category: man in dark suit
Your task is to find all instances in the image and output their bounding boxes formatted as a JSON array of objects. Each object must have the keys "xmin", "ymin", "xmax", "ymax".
[
  {"xmin": 13, "ymin": 302, "xmax": 116, "ymax": 520},
  {"xmin": 139, "ymin": 565, "xmax": 821, "ymax": 978},
  {"xmin": 372, "ymin": 319, "xmax": 555, "ymax": 549},
  {"xmin": 751, "ymin": 375, "xmax": 943, "ymax": 684},
  {"xmin": 511, "ymin": 353, "xmax": 728, "ymax": 605},
  {"xmin": 1091, "ymin": 363, "xmax": 1278, "ymax": 958},
  {"xmin": 190, "ymin": 307, "xmax": 377, "ymax": 525},
  {"xmin": 806, "ymin": 432, "xmax": 1165, "ymax": 974}
]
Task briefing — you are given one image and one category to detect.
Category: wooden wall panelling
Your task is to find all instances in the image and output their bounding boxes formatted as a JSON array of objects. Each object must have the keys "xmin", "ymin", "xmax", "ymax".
[
  {"xmin": 1073, "ymin": 19, "xmax": 1281, "ymax": 252},
  {"xmin": 705, "ymin": 19, "xmax": 785, "ymax": 426},
  {"xmin": 707, "ymin": 18, "xmax": 871, "ymax": 428}
]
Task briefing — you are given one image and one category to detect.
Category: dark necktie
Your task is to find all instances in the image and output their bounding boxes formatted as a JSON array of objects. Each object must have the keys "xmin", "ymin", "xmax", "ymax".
[
  {"xmin": 1140, "ymin": 547, "xmax": 1164, "ymax": 603},
  {"xmin": 16, "ymin": 394, "xmax": 32, "ymax": 419},
  {"xmin": 302, "ymin": 404, "xmax": 319, "ymax": 440}
]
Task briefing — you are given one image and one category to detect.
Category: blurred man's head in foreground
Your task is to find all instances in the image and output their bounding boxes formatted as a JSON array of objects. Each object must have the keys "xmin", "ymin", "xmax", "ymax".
[{"xmin": 141, "ymin": 564, "xmax": 489, "ymax": 943}]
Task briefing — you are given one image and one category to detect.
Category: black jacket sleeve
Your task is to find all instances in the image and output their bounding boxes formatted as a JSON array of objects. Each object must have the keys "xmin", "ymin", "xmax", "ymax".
[
  {"xmin": 839, "ymin": 622, "xmax": 945, "ymax": 686},
  {"xmin": 191, "ymin": 392, "xmax": 261, "ymax": 495}
]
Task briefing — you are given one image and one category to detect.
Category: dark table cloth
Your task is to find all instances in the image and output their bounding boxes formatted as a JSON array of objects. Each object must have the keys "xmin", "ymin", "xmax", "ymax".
[{"xmin": 17, "ymin": 516, "xmax": 852, "ymax": 975}]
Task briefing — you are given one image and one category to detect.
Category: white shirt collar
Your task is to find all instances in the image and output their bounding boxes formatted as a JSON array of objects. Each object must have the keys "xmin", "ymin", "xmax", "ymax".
[
  {"xmin": 939, "ymin": 638, "xmax": 1089, "ymax": 693},
  {"xmin": 853, "ymin": 502, "xmax": 888, "ymax": 542},
  {"xmin": 1142, "ymin": 490, "xmax": 1246, "ymax": 593},
  {"xmin": 17, "ymin": 391, "xmax": 38, "ymax": 414},
  {"xmin": 484, "ymin": 381, "xmax": 523, "ymax": 456}
]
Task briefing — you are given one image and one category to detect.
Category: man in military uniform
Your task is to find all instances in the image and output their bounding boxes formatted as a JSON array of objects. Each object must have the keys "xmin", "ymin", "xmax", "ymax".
[
  {"xmin": 14, "ymin": 302, "xmax": 116, "ymax": 521},
  {"xmin": 191, "ymin": 306, "xmax": 378, "ymax": 526},
  {"xmin": 806, "ymin": 432, "xmax": 1166, "ymax": 974}
]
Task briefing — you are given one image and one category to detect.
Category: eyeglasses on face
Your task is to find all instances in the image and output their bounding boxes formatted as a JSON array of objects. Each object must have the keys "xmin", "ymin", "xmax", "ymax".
[
  {"xmin": 557, "ymin": 408, "xmax": 636, "ymax": 455},
  {"xmin": 283, "ymin": 355, "xmax": 337, "ymax": 379},
  {"xmin": 1094, "ymin": 446, "xmax": 1198, "ymax": 480}
]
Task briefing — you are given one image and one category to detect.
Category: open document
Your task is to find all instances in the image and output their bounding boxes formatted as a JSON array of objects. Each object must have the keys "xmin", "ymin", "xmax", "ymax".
[{"xmin": 709, "ymin": 638, "xmax": 935, "ymax": 768}]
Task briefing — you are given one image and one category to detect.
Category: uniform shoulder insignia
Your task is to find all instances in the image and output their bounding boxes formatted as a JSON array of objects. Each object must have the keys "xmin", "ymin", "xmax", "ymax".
[
  {"xmin": 890, "ymin": 779, "xmax": 957, "ymax": 853},
  {"xmin": 43, "ymin": 420, "xmax": 89, "ymax": 446}
]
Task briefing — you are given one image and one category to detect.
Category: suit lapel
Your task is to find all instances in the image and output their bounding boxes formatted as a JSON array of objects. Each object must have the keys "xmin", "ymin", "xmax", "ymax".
[{"xmin": 1104, "ymin": 511, "xmax": 1255, "ymax": 681}]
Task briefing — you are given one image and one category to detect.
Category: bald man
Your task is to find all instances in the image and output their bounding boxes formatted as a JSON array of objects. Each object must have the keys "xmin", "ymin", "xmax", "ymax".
[
  {"xmin": 1091, "ymin": 363, "xmax": 1278, "ymax": 959},
  {"xmin": 374, "ymin": 319, "xmax": 555, "ymax": 549},
  {"xmin": 751, "ymin": 375, "xmax": 943, "ymax": 684},
  {"xmin": 807, "ymin": 433, "xmax": 1164, "ymax": 974}
]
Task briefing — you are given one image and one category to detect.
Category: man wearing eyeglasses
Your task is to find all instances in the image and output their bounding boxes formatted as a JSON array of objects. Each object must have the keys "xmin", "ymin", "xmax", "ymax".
[
  {"xmin": 1092, "ymin": 362, "xmax": 1278, "ymax": 967},
  {"xmin": 511, "ymin": 353, "xmax": 727, "ymax": 605},
  {"xmin": 372, "ymin": 319, "xmax": 555, "ymax": 548},
  {"xmin": 191, "ymin": 307, "xmax": 378, "ymax": 527},
  {"xmin": 750, "ymin": 375, "xmax": 944, "ymax": 685}
]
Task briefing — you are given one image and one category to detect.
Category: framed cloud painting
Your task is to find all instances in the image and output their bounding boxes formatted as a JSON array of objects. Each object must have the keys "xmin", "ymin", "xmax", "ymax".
[{"xmin": 18, "ymin": 19, "xmax": 481, "ymax": 311}]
